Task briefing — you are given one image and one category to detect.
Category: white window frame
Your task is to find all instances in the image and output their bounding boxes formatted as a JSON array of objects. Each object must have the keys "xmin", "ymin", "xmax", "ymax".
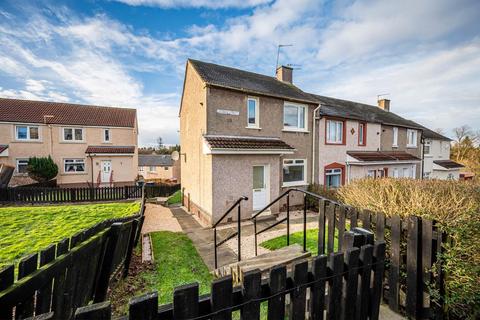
[
  {"xmin": 282, "ymin": 159, "xmax": 307, "ymax": 187},
  {"xmin": 424, "ymin": 139, "xmax": 431, "ymax": 155},
  {"xmin": 393, "ymin": 168, "xmax": 399, "ymax": 178},
  {"xmin": 326, "ymin": 119, "xmax": 344, "ymax": 144},
  {"xmin": 392, "ymin": 127, "xmax": 398, "ymax": 147},
  {"xmin": 149, "ymin": 166, "xmax": 156, "ymax": 173},
  {"xmin": 62, "ymin": 127, "xmax": 85, "ymax": 142},
  {"xmin": 403, "ymin": 167, "xmax": 409, "ymax": 178},
  {"xmin": 325, "ymin": 168, "xmax": 342, "ymax": 188},
  {"xmin": 15, "ymin": 125, "xmax": 40, "ymax": 141},
  {"xmin": 16, "ymin": 159, "xmax": 29, "ymax": 174},
  {"xmin": 139, "ymin": 166, "xmax": 145, "ymax": 172},
  {"xmin": 103, "ymin": 129, "xmax": 111, "ymax": 143},
  {"xmin": 407, "ymin": 129, "xmax": 417, "ymax": 148},
  {"xmin": 246, "ymin": 97, "xmax": 260, "ymax": 128},
  {"xmin": 64, "ymin": 159, "xmax": 86, "ymax": 174},
  {"xmin": 283, "ymin": 102, "xmax": 307, "ymax": 132},
  {"xmin": 358, "ymin": 122, "xmax": 365, "ymax": 146}
]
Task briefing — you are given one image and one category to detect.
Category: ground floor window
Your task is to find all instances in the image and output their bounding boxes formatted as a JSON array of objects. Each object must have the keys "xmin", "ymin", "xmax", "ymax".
[
  {"xmin": 325, "ymin": 168, "xmax": 342, "ymax": 188},
  {"xmin": 283, "ymin": 159, "xmax": 306, "ymax": 186},
  {"xmin": 149, "ymin": 166, "xmax": 156, "ymax": 172},
  {"xmin": 16, "ymin": 159, "xmax": 28, "ymax": 173},
  {"xmin": 64, "ymin": 159, "xmax": 85, "ymax": 173}
]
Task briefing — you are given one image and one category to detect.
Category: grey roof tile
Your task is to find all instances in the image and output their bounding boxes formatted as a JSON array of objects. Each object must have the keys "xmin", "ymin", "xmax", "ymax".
[{"xmin": 138, "ymin": 155, "xmax": 174, "ymax": 166}]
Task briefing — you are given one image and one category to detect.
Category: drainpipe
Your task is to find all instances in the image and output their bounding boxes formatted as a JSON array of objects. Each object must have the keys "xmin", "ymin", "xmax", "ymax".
[
  {"xmin": 88, "ymin": 153, "xmax": 94, "ymax": 187},
  {"xmin": 311, "ymin": 105, "xmax": 321, "ymax": 184}
]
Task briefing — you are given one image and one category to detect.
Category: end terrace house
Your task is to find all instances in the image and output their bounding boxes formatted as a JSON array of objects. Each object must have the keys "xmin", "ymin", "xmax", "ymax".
[
  {"xmin": 0, "ymin": 98, "xmax": 138, "ymax": 187},
  {"xmin": 180, "ymin": 60, "xmax": 426, "ymax": 225}
]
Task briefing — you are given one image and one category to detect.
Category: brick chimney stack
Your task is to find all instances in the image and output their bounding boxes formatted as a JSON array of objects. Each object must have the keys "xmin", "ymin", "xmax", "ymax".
[
  {"xmin": 276, "ymin": 65, "xmax": 293, "ymax": 84},
  {"xmin": 378, "ymin": 99, "xmax": 390, "ymax": 112}
]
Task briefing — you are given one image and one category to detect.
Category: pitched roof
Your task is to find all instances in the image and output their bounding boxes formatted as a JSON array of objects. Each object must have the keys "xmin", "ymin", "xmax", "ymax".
[
  {"xmin": 0, "ymin": 98, "xmax": 136, "ymax": 128},
  {"xmin": 420, "ymin": 127, "xmax": 452, "ymax": 141},
  {"xmin": 0, "ymin": 145, "xmax": 8, "ymax": 153},
  {"xmin": 347, "ymin": 151, "xmax": 421, "ymax": 162},
  {"xmin": 85, "ymin": 146, "xmax": 135, "ymax": 154},
  {"xmin": 204, "ymin": 135, "xmax": 294, "ymax": 150},
  {"xmin": 138, "ymin": 154, "xmax": 174, "ymax": 167},
  {"xmin": 189, "ymin": 59, "xmax": 317, "ymax": 104},
  {"xmin": 433, "ymin": 160, "xmax": 464, "ymax": 169},
  {"xmin": 309, "ymin": 94, "xmax": 423, "ymax": 129}
]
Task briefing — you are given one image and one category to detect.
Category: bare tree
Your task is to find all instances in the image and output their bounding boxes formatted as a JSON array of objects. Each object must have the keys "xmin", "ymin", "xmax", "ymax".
[
  {"xmin": 434, "ymin": 128, "xmax": 445, "ymax": 135},
  {"xmin": 453, "ymin": 125, "xmax": 472, "ymax": 143}
]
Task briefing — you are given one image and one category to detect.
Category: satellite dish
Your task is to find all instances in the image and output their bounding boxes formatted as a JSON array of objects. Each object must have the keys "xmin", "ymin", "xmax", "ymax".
[{"xmin": 171, "ymin": 151, "xmax": 180, "ymax": 161}]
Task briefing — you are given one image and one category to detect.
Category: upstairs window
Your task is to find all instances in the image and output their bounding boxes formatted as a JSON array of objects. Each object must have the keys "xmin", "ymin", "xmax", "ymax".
[
  {"xmin": 283, "ymin": 103, "xmax": 306, "ymax": 130},
  {"xmin": 424, "ymin": 140, "xmax": 431, "ymax": 155},
  {"xmin": 326, "ymin": 119, "xmax": 344, "ymax": 144},
  {"xmin": 247, "ymin": 97, "xmax": 259, "ymax": 128},
  {"xmin": 407, "ymin": 129, "xmax": 417, "ymax": 147},
  {"xmin": 103, "ymin": 129, "xmax": 111, "ymax": 142},
  {"xmin": 358, "ymin": 122, "xmax": 366, "ymax": 146},
  {"xmin": 16, "ymin": 125, "xmax": 39, "ymax": 141},
  {"xmin": 283, "ymin": 159, "xmax": 306, "ymax": 186},
  {"xmin": 63, "ymin": 128, "xmax": 84, "ymax": 142},
  {"xmin": 392, "ymin": 127, "xmax": 398, "ymax": 147}
]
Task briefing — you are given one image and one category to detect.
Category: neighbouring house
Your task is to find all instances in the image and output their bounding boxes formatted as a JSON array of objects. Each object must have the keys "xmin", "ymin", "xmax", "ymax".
[
  {"xmin": 179, "ymin": 59, "xmax": 440, "ymax": 225},
  {"xmin": 138, "ymin": 154, "xmax": 180, "ymax": 182},
  {"xmin": 0, "ymin": 98, "xmax": 138, "ymax": 187},
  {"xmin": 421, "ymin": 127, "xmax": 463, "ymax": 180}
]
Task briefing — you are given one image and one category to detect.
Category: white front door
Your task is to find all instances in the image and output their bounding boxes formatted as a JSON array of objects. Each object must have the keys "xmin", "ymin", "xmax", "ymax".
[
  {"xmin": 252, "ymin": 165, "xmax": 268, "ymax": 210},
  {"xmin": 101, "ymin": 160, "xmax": 112, "ymax": 183}
]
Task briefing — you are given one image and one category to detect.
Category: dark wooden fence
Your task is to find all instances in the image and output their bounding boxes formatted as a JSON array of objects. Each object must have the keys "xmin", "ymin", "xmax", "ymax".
[
  {"xmin": 0, "ymin": 184, "xmax": 179, "ymax": 204},
  {"xmin": 317, "ymin": 199, "xmax": 445, "ymax": 319},
  {"xmin": 69, "ymin": 237, "xmax": 386, "ymax": 320},
  {"xmin": 0, "ymin": 198, "xmax": 146, "ymax": 320}
]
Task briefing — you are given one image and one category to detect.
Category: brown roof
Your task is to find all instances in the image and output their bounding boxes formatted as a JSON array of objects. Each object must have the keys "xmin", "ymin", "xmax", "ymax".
[
  {"xmin": 0, "ymin": 98, "xmax": 136, "ymax": 128},
  {"xmin": 0, "ymin": 145, "xmax": 8, "ymax": 153},
  {"xmin": 347, "ymin": 151, "xmax": 421, "ymax": 162},
  {"xmin": 433, "ymin": 160, "xmax": 464, "ymax": 169},
  {"xmin": 85, "ymin": 146, "xmax": 135, "ymax": 154},
  {"xmin": 204, "ymin": 135, "xmax": 294, "ymax": 150}
]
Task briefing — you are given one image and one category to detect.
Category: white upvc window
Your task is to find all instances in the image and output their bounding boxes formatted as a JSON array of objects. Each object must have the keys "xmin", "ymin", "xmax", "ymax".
[
  {"xmin": 393, "ymin": 168, "xmax": 399, "ymax": 178},
  {"xmin": 63, "ymin": 127, "xmax": 84, "ymax": 142},
  {"xmin": 15, "ymin": 125, "xmax": 40, "ymax": 141},
  {"xmin": 16, "ymin": 159, "xmax": 29, "ymax": 173},
  {"xmin": 282, "ymin": 159, "xmax": 306, "ymax": 186},
  {"xmin": 139, "ymin": 166, "xmax": 144, "ymax": 172},
  {"xmin": 247, "ymin": 97, "xmax": 259, "ymax": 128},
  {"xmin": 392, "ymin": 127, "xmax": 398, "ymax": 147},
  {"xmin": 149, "ymin": 166, "xmax": 156, "ymax": 172},
  {"xmin": 407, "ymin": 129, "xmax": 417, "ymax": 147},
  {"xmin": 64, "ymin": 159, "xmax": 85, "ymax": 173},
  {"xmin": 103, "ymin": 129, "xmax": 111, "ymax": 143},
  {"xmin": 402, "ymin": 167, "xmax": 410, "ymax": 178},
  {"xmin": 424, "ymin": 139, "xmax": 431, "ymax": 155},
  {"xmin": 326, "ymin": 120, "xmax": 344, "ymax": 144},
  {"xmin": 283, "ymin": 102, "xmax": 307, "ymax": 131},
  {"xmin": 325, "ymin": 168, "xmax": 342, "ymax": 188}
]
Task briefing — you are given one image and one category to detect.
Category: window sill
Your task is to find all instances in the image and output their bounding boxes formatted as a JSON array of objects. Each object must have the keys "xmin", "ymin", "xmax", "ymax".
[
  {"xmin": 102, "ymin": 141, "xmax": 113, "ymax": 144},
  {"xmin": 13, "ymin": 140, "xmax": 42, "ymax": 143},
  {"xmin": 282, "ymin": 128, "xmax": 309, "ymax": 133},
  {"xmin": 282, "ymin": 182, "xmax": 308, "ymax": 188},
  {"xmin": 60, "ymin": 141, "xmax": 86, "ymax": 144},
  {"xmin": 392, "ymin": 145, "xmax": 398, "ymax": 148},
  {"xmin": 245, "ymin": 126, "xmax": 262, "ymax": 130},
  {"xmin": 407, "ymin": 145, "xmax": 417, "ymax": 148},
  {"xmin": 61, "ymin": 172, "xmax": 88, "ymax": 176}
]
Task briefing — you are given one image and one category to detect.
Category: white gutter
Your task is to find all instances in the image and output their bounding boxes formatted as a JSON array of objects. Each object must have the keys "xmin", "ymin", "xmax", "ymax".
[{"xmin": 311, "ymin": 105, "xmax": 321, "ymax": 183}]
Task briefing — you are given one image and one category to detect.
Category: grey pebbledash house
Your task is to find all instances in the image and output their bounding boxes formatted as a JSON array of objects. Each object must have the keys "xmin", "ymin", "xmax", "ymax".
[{"xmin": 180, "ymin": 59, "xmax": 439, "ymax": 225}]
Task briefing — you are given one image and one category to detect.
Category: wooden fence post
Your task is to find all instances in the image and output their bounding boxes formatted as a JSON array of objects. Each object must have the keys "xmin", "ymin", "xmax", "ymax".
[
  {"xmin": 173, "ymin": 283, "xmax": 199, "ymax": 319},
  {"xmin": 388, "ymin": 215, "xmax": 401, "ymax": 312},
  {"xmin": 129, "ymin": 292, "xmax": 158, "ymax": 320},
  {"xmin": 310, "ymin": 255, "xmax": 327, "ymax": 320},
  {"xmin": 370, "ymin": 241, "xmax": 386, "ymax": 320},
  {"xmin": 94, "ymin": 223, "xmax": 122, "ymax": 302},
  {"xmin": 211, "ymin": 275, "xmax": 233, "ymax": 320},
  {"xmin": 290, "ymin": 260, "xmax": 308, "ymax": 320},
  {"xmin": 0, "ymin": 265, "xmax": 15, "ymax": 320},
  {"xmin": 342, "ymin": 248, "xmax": 360, "ymax": 320},
  {"xmin": 123, "ymin": 219, "xmax": 139, "ymax": 278},
  {"xmin": 241, "ymin": 269, "xmax": 261, "ymax": 320},
  {"xmin": 317, "ymin": 199, "xmax": 327, "ymax": 255},
  {"xmin": 327, "ymin": 252, "xmax": 344, "ymax": 320},
  {"xmin": 406, "ymin": 216, "xmax": 423, "ymax": 319},
  {"xmin": 268, "ymin": 265, "xmax": 286, "ymax": 320},
  {"xmin": 74, "ymin": 301, "xmax": 111, "ymax": 320}
]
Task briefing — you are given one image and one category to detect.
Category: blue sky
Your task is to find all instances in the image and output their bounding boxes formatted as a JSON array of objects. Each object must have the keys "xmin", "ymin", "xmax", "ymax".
[{"xmin": 1, "ymin": 0, "xmax": 479, "ymax": 146}]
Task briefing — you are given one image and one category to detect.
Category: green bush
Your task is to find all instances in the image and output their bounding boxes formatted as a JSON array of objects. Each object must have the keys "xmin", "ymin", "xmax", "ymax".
[
  {"xmin": 306, "ymin": 183, "xmax": 339, "ymax": 210},
  {"xmin": 27, "ymin": 156, "xmax": 58, "ymax": 183},
  {"xmin": 338, "ymin": 178, "xmax": 480, "ymax": 319}
]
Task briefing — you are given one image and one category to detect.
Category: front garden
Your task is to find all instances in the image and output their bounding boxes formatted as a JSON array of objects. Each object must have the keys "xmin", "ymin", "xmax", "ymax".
[{"xmin": 0, "ymin": 201, "xmax": 140, "ymax": 268}]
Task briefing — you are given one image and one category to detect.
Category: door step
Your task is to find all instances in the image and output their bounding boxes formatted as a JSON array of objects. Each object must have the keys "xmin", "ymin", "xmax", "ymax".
[{"xmin": 213, "ymin": 244, "xmax": 311, "ymax": 283}]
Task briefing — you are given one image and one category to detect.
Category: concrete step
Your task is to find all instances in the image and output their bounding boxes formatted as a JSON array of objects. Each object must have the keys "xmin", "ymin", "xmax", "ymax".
[{"xmin": 213, "ymin": 244, "xmax": 311, "ymax": 284}]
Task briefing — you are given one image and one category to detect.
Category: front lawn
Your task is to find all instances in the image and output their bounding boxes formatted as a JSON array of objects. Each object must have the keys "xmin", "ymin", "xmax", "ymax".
[
  {"xmin": 0, "ymin": 201, "xmax": 140, "ymax": 268},
  {"xmin": 260, "ymin": 228, "xmax": 339, "ymax": 255}
]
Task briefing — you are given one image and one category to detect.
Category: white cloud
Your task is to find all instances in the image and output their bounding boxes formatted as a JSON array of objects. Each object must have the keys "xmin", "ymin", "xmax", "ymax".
[{"xmin": 113, "ymin": 0, "xmax": 271, "ymax": 9}]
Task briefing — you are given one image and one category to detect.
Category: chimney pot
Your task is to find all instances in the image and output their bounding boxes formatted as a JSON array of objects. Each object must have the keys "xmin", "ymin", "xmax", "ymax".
[
  {"xmin": 276, "ymin": 65, "xmax": 293, "ymax": 84},
  {"xmin": 378, "ymin": 99, "xmax": 390, "ymax": 112}
]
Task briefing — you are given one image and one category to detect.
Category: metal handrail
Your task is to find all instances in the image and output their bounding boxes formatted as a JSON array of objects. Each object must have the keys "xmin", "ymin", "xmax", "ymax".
[
  {"xmin": 213, "ymin": 196, "xmax": 248, "ymax": 269},
  {"xmin": 251, "ymin": 188, "xmax": 334, "ymax": 256}
]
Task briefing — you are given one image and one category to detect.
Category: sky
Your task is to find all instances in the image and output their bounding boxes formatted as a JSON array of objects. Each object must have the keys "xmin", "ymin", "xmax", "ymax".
[{"xmin": 0, "ymin": 0, "xmax": 479, "ymax": 146}]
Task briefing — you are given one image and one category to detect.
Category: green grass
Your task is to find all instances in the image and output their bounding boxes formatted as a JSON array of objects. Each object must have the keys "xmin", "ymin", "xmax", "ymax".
[
  {"xmin": 0, "ymin": 202, "xmax": 140, "ymax": 268},
  {"xmin": 145, "ymin": 231, "xmax": 213, "ymax": 304},
  {"xmin": 260, "ymin": 228, "xmax": 340, "ymax": 255},
  {"xmin": 166, "ymin": 190, "xmax": 182, "ymax": 205}
]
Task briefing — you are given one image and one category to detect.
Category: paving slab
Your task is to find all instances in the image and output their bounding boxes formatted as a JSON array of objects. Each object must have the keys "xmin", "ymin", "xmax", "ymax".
[{"xmin": 141, "ymin": 203, "xmax": 182, "ymax": 234}]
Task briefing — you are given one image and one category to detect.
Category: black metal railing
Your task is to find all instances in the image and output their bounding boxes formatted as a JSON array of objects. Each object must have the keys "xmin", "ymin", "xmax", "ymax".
[
  {"xmin": 213, "ymin": 196, "xmax": 248, "ymax": 269},
  {"xmin": 251, "ymin": 188, "xmax": 334, "ymax": 256}
]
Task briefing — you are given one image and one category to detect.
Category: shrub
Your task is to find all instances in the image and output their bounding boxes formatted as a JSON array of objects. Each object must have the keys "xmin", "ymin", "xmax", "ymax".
[
  {"xmin": 338, "ymin": 178, "xmax": 480, "ymax": 319},
  {"xmin": 306, "ymin": 183, "xmax": 339, "ymax": 210},
  {"xmin": 27, "ymin": 156, "xmax": 58, "ymax": 183}
]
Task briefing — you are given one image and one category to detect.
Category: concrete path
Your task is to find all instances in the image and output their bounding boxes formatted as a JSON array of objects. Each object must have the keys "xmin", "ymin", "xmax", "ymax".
[
  {"xmin": 141, "ymin": 203, "xmax": 182, "ymax": 234},
  {"xmin": 170, "ymin": 207, "xmax": 238, "ymax": 270}
]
